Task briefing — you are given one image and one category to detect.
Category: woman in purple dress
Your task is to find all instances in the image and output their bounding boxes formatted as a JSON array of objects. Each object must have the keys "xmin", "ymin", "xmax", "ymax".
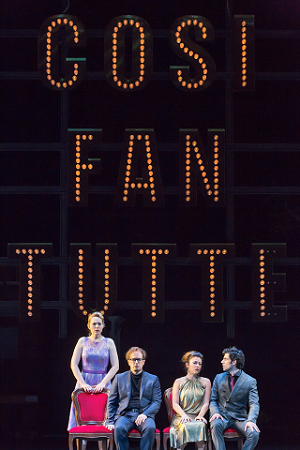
[{"xmin": 67, "ymin": 311, "xmax": 119, "ymax": 431}]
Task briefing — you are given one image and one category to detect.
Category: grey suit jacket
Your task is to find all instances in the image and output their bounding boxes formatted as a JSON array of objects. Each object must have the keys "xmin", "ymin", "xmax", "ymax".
[
  {"xmin": 209, "ymin": 371, "xmax": 259, "ymax": 423},
  {"xmin": 106, "ymin": 370, "xmax": 162, "ymax": 425}
]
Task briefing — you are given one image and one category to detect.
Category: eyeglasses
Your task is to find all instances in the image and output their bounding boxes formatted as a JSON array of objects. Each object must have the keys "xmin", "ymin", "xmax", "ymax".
[{"xmin": 128, "ymin": 358, "xmax": 144, "ymax": 362}]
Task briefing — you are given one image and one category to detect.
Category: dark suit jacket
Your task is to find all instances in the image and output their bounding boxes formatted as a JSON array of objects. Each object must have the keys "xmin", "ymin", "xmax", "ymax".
[
  {"xmin": 209, "ymin": 371, "xmax": 259, "ymax": 423},
  {"xmin": 106, "ymin": 370, "xmax": 162, "ymax": 425}
]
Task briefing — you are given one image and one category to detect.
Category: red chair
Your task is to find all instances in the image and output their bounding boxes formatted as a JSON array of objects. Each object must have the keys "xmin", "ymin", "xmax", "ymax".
[
  {"xmin": 162, "ymin": 387, "xmax": 173, "ymax": 450},
  {"xmin": 126, "ymin": 428, "xmax": 161, "ymax": 450},
  {"xmin": 222, "ymin": 428, "xmax": 243, "ymax": 449},
  {"xmin": 209, "ymin": 427, "xmax": 244, "ymax": 449},
  {"xmin": 68, "ymin": 388, "xmax": 113, "ymax": 450}
]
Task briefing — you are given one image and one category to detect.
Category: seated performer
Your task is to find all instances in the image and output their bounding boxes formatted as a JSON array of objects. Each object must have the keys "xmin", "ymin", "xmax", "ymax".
[
  {"xmin": 209, "ymin": 346, "xmax": 260, "ymax": 450},
  {"xmin": 106, "ymin": 346, "xmax": 162, "ymax": 450},
  {"xmin": 170, "ymin": 351, "xmax": 211, "ymax": 450}
]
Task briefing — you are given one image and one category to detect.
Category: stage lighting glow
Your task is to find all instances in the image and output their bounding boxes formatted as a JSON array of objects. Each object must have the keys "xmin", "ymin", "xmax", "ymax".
[
  {"xmin": 132, "ymin": 244, "xmax": 176, "ymax": 322},
  {"xmin": 68, "ymin": 130, "xmax": 101, "ymax": 206},
  {"xmin": 38, "ymin": 15, "xmax": 86, "ymax": 90},
  {"xmin": 8, "ymin": 244, "xmax": 52, "ymax": 321},
  {"xmin": 234, "ymin": 15, "xmax": 255, "ymax": 91},
  {"xmin": 104, "ymin": 16, "xmax": 153, "ymax": 91},
  {"xmin": 190, "ymin": 244, "xmax": 235, "ymax": 322},
  {"xmin": 252, "ymin": 244, "xmax": 287, "ymax": 322},
  {"xmin": 115, "ymin": 131, "xmax": 164, "ymax": 206}
]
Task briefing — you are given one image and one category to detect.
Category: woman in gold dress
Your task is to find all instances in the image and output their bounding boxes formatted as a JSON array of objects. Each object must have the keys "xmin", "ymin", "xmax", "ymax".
[{"xmin": 170, "ymin": 351, "xmax": 211, "ymax": 450}]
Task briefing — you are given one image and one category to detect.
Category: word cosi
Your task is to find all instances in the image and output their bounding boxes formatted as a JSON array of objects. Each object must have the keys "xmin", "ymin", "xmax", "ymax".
[{"xmin": 38, "ymin": 14, "xmax": 254, "ymax": 92}]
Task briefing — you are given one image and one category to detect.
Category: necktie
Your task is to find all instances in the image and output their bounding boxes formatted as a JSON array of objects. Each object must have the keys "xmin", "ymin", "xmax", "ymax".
[{"xmin": 229, "ymin": 375, "xmax": 235, "ymax": 391}]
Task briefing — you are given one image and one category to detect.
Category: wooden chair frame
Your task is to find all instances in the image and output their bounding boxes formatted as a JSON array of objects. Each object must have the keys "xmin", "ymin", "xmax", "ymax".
[
  {"xmin": 68, "ymin": 388, "xmax": 113, "ymax": 450},
  {"xmin": 163, "ymin": 388, "xmax": 173, "ymax": 450},
  {"xmin": 209, "ymin": 427, "xmax": 244, "ymax": 450},
  {"xmin": 222, "ymin": 428, "xmax": 244, "ymax": 450},
  {"xmin": 126, "ymin": 428, "xmax": 161, "ymax": 450}
]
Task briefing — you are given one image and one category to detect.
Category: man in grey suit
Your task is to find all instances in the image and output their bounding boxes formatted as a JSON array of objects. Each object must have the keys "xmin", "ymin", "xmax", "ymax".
[
  {"xmin": 209, "ymin": 346, "xmax": 260, "ymax": 450},
  {"xmin": 107, "ymin": 346, "xmax": 161, "ymax": 450}
]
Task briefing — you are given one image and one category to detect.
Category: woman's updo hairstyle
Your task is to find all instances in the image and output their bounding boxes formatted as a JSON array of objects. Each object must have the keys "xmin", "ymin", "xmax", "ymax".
[
  {"xmin": 181, "ymin": 350, "xmax": 203, "ymax": 372},
  {"xmin": 87, "ymin": 311, "xmax": 105, "ymax": 335}
]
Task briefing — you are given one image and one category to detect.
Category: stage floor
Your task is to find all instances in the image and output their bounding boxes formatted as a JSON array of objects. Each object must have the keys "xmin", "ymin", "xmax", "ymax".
[{"xmin": 0, "ymin": 437, "xmax": 298, "ymax": 450}]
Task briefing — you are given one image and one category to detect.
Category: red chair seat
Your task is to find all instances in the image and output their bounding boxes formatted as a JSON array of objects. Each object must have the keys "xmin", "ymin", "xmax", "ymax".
[
  {"xmin": 127, "ymin": 427, "xmax": 161, "ymax": 450},
  {"xmin": 69, "ymin": 425, "xmax": 113, "ymax": 433},
  {"xmin": 224, "ymin": 428, "xmax": 238, "ymax": 434},
  {"xmin": 128, "ymin": 429, "xmax": 160, "ymax": 434},
  {"xmin": 222, "ymin": 428, "xmax": 244, "ymax": 450},
  {"xmin": 68, "ymin": 388, "xmax": 112, "ymax": 450}
]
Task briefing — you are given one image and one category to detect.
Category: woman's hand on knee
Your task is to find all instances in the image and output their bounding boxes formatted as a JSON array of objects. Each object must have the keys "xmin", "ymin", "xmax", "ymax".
[
  {"xmin": 179, "ymin": 415, "xmax": 192, "ymax": 424},
  {"xmin": 195, "ymin": 416, "xmax": 207, "ymax": 424}
]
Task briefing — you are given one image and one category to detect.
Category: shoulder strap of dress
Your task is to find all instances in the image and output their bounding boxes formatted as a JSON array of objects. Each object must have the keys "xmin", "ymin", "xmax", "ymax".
[
  {"xmin": 198, "ymin": 377, "xmax": 205, "ymax": 389},
  {"xmin": 179, "ymin": 376, "xmax": 188, "ymax": 390}
]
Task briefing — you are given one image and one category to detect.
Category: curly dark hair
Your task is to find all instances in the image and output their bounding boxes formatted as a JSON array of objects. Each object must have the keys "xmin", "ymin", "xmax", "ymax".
[
  {"xmin": 181, "ymin": 350, "xmax": 203, "ymax": 372},
  {"xmin": 222, "ymin": 346, "xmax": 245, "ymax": 369}
]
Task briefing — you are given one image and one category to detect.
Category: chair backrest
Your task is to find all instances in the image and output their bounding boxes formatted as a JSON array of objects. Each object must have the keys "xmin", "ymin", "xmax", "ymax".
[
  {"xmin": 163, "ymin": 387, "xmax": 175, "ymax": 425},
  {"xmin": 72, "ymin": 388, "xmax": 109, "ymax": 426}
]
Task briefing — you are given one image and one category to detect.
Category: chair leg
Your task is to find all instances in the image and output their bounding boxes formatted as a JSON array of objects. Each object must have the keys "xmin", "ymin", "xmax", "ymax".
[
  {"xmin": 74, "ymin": 438, "xmax": 87, "ymax": 450},
  {"xmin": 155, "ymin": 434, "xmax": 160, "ymax": 450},
  {"xmin": 78, "ymin": 439, "xmax": 87, "ymax": 450},
  {"xmin": 68, "ymin": 435, "xmax": 74, "ymax": 450},
  {"xmin": 100, "ymin": 438, "xmax": 108, "ymax": 450},
  {"xmin": 195, "ymin": 442, "xmax": 206, "ymax": 450},
  {"xmin": 207, "ymin": 434, "xmax": 213, "ymax": 450},
  {"xmin": 163, "ymin": 434, "xmax": 169, "ymax": 450},
  {"xmin": 108, "ymin": 433, "xmax": 114, "ymax": 450}
]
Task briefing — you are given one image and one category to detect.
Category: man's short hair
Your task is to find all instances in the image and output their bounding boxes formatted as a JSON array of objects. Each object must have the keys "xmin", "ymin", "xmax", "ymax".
[
  {"xmin": 222, "ymin": 346, "xmax": 245, "ymax": 369},
  {"xmin": 125, "ymin": 346, "xmax": 147, "ymax": 360}
]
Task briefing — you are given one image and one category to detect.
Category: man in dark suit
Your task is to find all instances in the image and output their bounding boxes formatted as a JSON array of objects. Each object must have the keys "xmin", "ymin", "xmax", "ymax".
[
  {"xmin": 107, "ymin": 346, "xmax": 161, "ymax": 450},
  {"xmin": 209, "ymin": 346, "xmax": 260, "ymax": 450}
]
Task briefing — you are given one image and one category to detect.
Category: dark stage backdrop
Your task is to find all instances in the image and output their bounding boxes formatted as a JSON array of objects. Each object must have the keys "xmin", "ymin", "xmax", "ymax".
[{"xmin": 0, "ymin": 1, "xmax": 300, "ymax": 448}]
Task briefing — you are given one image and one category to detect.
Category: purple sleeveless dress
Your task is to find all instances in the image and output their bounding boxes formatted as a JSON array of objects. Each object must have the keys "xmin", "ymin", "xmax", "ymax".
[{"xmin": 67, "ymin": 337, "xmax": 111, "ymax": 430}]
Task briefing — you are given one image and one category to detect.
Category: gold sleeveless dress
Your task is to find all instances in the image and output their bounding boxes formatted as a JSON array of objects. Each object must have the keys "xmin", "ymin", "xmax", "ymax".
[{"xmin": 170, "ymin": 377, "xmax": 208, "ymax": 447}]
